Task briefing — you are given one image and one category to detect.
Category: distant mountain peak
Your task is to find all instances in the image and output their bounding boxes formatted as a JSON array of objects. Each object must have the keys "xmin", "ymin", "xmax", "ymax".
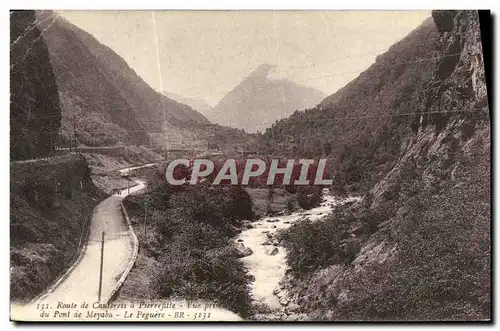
[
  {"xmin": 205, "ymin": 65, "xmax": 326, "ymax": 133},
  {"xmin": 248, "ymin": 63, "xmax": 276, "ymax": 78}
]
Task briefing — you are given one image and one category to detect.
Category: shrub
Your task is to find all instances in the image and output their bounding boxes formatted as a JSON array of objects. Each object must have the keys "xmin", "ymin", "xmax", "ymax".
[
  {"xmin": 127, "ymin": 180, "xmax": 254, "ymax": 317},
  {"xmin": 152, "ymin": 244, "xmax": 252, "ymax": 317},
  {"xmin": 280, "ymin": 212, "xmax": 355, "ymax": 278},
  {"xmin": 297, "ymin": 186, "xmax": 322, "ymax": 210}
]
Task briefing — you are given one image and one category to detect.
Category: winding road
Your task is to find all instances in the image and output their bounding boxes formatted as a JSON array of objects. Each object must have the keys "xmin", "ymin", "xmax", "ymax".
[
  {"xmin": 34, "ymin": 180, "xmax": 146, "ymax": 305},
  {"xmin": 11, "ymin": 164, "xmax": 241, "ymax": 321}
]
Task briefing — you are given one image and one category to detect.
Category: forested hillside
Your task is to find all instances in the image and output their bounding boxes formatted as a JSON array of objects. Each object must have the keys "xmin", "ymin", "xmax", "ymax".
[
  {"xmin": 36, "ymin": 11, "xmax": 252, "ymax": 150},
  {"xmin": 10, "ymin": 10, "xmax": 62, "ymax": 160},
  {"xmin": 269, "ymin": 10, "xmax": 490, "ymax": 320}
]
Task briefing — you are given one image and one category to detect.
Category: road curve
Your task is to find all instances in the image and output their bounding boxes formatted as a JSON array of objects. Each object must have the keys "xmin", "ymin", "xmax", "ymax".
[
  {"xmin": 10, "ymin": 174, "xmax": 146, "ymax": 320},
  {"xmin": 41, "ymin": 180, "xmax": 147, "ymax": 305},
  {"xmin": 11, "ymin": 163, "xmax": 242, "ymax": 321}
]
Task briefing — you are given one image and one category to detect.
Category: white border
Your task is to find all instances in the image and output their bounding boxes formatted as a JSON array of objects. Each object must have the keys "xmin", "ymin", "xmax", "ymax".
[
  {"xmin": 1, "ymin": 1, "xmax": 498, "ymax": 330},
  {"xmin": 2, "ymin": 0, "xmax": 499, "ymax": 10}
]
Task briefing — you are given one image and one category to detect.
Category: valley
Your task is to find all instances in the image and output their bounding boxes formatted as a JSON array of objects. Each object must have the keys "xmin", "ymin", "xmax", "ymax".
[{"xmin": 9, "ymin": 9, "xmax": 491, "ymax": 322}]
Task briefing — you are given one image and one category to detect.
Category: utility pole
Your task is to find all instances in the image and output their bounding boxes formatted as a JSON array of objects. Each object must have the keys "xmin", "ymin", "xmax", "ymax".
[
  {"xmin": 127, "ymin": 177, "xmax": 130, "ymax": 195},
  {"xmin": 98, "ymin": 231, "xmax": 105, "ymax": 302},
  {"xmin": 144, "ymin": 201, "xmax": 148, "ymax": 236},
  {"xmin": 49, "ymin": 118, "xmax": 53, "ymax": 153},
  {"xmin": 73, "ymin": 123, "xmax": 76, "ymax": 152}
]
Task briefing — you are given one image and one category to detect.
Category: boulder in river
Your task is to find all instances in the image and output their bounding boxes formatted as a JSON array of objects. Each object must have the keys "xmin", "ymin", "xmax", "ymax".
[
  {"xmin": 276, "ymin": 289, "xmax": 287, "ymax": 299},
  {"xmin": 231, "ymin": 225, "xmax": 242, "ymax": 234},
  {"xmin": 267, "ymin": 219, "xmax": 280, "ymax": 223},
  {"xmin": 265, "ymin": 247, "xmax": 279, "ymax": 256},
  {"xmin": 279, "ymin": 297, "xmax": 290, "ymax": 307},
  {"xmin": 276, "ymin": 209, "xmax": 291, "ymax": 216},
  {"xmin": 234, "ymin": 243, "xmax": 253, "ymax": 258}
]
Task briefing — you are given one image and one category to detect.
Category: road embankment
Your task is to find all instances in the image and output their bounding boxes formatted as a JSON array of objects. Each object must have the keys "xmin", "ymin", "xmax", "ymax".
[{"xmin": 10, "ymin": 153, "xmax": 106, "ymax": 303}]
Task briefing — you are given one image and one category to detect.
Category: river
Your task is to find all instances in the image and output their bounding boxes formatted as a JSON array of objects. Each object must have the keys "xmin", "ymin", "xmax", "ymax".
[{"xmin": 235, "ymin": 189, "xmax": 361, "ymax": 314}]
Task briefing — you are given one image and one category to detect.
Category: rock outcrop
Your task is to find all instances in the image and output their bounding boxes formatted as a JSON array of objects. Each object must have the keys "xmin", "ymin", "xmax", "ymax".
[{"xmin": 273, "ymin": 11, "xmax": 490, "ymax": 321}]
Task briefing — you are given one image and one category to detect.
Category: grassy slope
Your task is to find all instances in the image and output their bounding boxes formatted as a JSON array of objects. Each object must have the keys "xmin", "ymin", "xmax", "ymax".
[{"xmin": 37, "ymin": 11, "xmax": 254, "ymax": 151}]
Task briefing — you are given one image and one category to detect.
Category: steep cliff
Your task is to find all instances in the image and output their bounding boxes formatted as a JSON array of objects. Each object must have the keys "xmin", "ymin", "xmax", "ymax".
[
  {"xmin": 10, "ymin": 10, "xmax": 62, "ymax": 160},
  {"xmin": 278, "ymin": 10, "xmax": 490, "ymax": 321}
]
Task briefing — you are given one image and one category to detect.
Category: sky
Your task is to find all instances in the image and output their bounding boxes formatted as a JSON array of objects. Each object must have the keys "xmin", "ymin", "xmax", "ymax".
[{"xmin": 60, "ymin": 10, "xmax": 431, "ymax": 106}]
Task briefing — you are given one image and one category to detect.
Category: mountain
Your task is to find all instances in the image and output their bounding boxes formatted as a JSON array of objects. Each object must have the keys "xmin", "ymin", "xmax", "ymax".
[
  {"xmin": 163, "ymin": 92, "xmax": 213, "ymax": 115},
  {"xmin": 206, "ymin": 64, "xmax": 326, "ymax": 133},
  {"xmin": 10, "ymin": 10, "xmax": 61, "ymax": 160},
  {"xmin": 259, "ymin": 16, "xmax": 442, "ymax": 190},
  {"xmin": 261, "ymin": 11, "xmax": 490, "ymax": 320},
  {"xmin": 35, "ymin": 11, "xmax": 231, "ymax": 149}
]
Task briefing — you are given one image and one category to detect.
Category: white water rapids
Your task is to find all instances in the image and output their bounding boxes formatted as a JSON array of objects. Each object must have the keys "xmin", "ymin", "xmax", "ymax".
[{"xmin": 235, "ymin": 189, "xmax": 361, "ymax": 311}]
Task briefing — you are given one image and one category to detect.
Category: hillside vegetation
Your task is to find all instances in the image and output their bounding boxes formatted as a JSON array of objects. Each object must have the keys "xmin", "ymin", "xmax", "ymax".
[
  {"xmin": 10, "ymin": 10, "xmax": 108, "ymax": 303},
  {"xmin": 10, "ymin": 154, "xmax": 105, "ymax": 302},
  {"xmin": 258, "ymin": 17, "xmax": 441, "ymax": 193},
  {"xmin": 36, "ymin": 10, "xmax": 253, "ymax": 150},
  {"xmin": 270, "ymin": 10, "xmax": 490, "ymax": 321},
  {"xmin": 118, "ymin": 167, "xmax": 255, "ymax": 317}
]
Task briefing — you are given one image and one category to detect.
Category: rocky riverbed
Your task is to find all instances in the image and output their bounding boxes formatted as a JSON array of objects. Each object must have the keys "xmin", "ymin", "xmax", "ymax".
[{"xmin": 233, "ymin": 189, "xmax": 361, "ymax": 321}]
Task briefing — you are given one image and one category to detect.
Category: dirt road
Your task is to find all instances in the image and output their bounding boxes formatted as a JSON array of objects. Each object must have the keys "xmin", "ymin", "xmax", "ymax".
[
  {"xmin": 11, "ymin": 170, "xmax": 241, "ymax": 321},
  {"xmin": 36, "ymin": 180, "xmax": 146, "ymax": 305}
]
